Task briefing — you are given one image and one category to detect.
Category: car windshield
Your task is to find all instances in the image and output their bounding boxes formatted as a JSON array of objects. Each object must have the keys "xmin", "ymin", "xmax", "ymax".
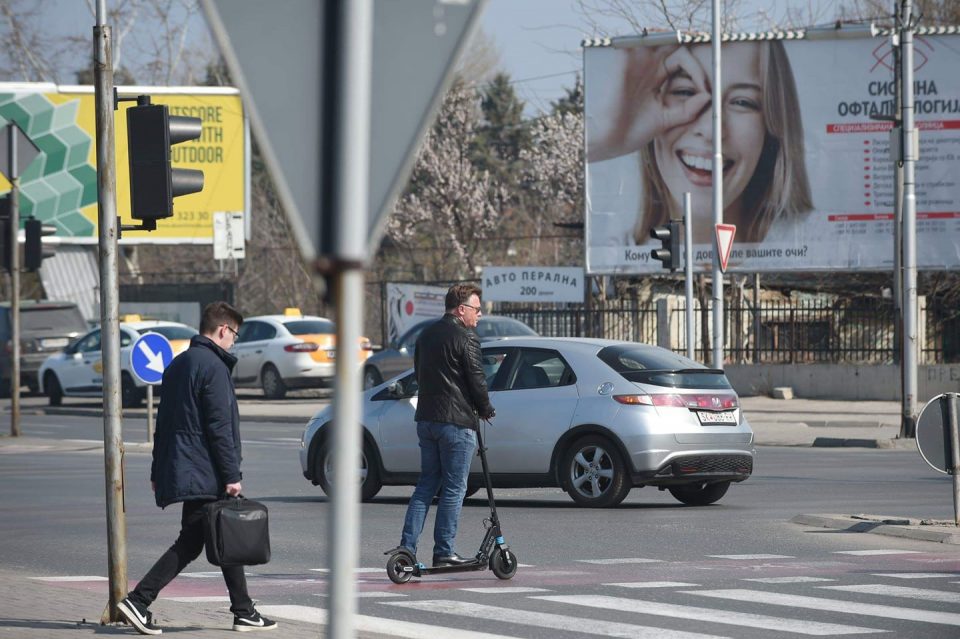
[
  {"xmin": 285, "ymin": 319, "xmax": 335, "ymax": 335},
  {"xmin": 21, "ymin": 307, "xmax": 86, "ymax": 333},
  {"xmin": 476, "ymin": 317, "xmax": 538, "ymax": 338},
  {"xmin": 597, "ymin": 345, "xmax": 733, "ymax": 390},
  {"xmin": 139, "ymin": 326, "xmax": 197, "ymax": 340}
]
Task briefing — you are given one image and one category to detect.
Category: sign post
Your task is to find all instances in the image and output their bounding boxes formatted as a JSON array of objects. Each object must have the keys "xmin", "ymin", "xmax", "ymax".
[{"xmin": 130, "ymin": 332, "xmax": 174, "ymax": 444}]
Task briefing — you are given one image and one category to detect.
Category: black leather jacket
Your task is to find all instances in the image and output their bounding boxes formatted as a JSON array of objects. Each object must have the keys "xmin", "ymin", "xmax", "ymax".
[{"xmin": 414, "ymin": 314, "xmax": 494, "ymax": 429}]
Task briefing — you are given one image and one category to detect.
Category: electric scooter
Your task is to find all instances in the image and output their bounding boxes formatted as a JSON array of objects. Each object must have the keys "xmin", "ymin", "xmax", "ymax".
[{"xmin": 385, "ymin": 422, "xmax": 518, "ymax": 583}]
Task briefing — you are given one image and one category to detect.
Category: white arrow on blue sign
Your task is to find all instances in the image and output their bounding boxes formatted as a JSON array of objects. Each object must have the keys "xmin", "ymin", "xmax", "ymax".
[{"xmin": 130, "ymin": 332, "xmax": 174, "ymax": 385}]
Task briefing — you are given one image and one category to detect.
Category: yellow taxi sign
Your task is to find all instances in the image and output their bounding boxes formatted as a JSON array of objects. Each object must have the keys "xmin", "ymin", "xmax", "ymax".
[
  {"xmin": 120, "ymin": 314, "xmax": 142, "ymax": 322},
  {"xmin": 283, "ymin": 307, "xmax": 302, "ymax": 317}
]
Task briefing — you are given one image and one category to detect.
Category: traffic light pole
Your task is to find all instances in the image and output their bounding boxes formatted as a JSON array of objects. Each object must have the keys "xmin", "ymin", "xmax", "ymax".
[
  {"xmin": 711, "ymin": 0, "xmax": 725, "ymax": 370},
  {"xmin": 7, "ymin": 126, "xmax": 20, "ymax": 437},
  {"xmin": 94, "ymin": 2, "xmax": 128, "ymax": 624}
]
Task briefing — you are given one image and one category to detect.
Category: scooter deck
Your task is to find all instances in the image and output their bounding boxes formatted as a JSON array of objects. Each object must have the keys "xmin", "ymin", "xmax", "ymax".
[{"xmin": 415, "ymin": 559, "xmax": 487, "ymax": 576}]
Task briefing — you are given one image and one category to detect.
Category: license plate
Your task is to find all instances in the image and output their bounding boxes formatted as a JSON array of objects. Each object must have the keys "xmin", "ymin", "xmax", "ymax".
[
  {"xmin": 696, "ymin": 410, "xmax": 737, "ymax": 425},
  {"xmin": 40, "ymin": 338, "xmax": 69, "ymax": 349}
]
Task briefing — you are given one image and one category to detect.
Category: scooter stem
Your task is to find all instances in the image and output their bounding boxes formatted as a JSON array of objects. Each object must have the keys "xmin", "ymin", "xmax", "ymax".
[{"xmin": 476, "ymin": 424, "xmax": 500, "ymax": 525}]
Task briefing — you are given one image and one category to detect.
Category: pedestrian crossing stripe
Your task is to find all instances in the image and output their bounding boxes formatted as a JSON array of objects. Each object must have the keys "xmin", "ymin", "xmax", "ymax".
[
  {"xmin": 742, "ymin": 576, "xmax": 834, "ymax": 584},
  {"xmin": 576, "ymin": 558, "xmax": 662, "ymax": 565},
  {"xmin": 706, "ymin": 554, "xmax": 796, "ymax": 560},
  {"xmin": 534, "ymin": 594, "xmax": 881, "ymax": 636},
  {"xmin": 31, "ymin": 576, "xmax": 107, "ymax": 582},
  {"xmin": 833, "ymin": 550, "xmax": 922, "ymax": 556},
  {"xmin": 822, "ymin": 583, "xmax": 960, "ymax": 604},
  {"xmin": 689, "ymin": 589, "xmax": 960, "ymax": 626},
  {"xmin": 872, "ymin": 572, "xmax": 960, "ymax": 579},
  {"xmin": 167, "ymin": 596, "xmax": 231, "ymax": 603},
  {"xmin": 386, "ymin": 600, "xmax": 729, "ymax": 639},
  {"xmin": 458, "ymin": 587, "xmax": 552, "ymax": 594},
  {"xmin": 604, "ymin": 582, "xmax": 699, "ymax": 588}
]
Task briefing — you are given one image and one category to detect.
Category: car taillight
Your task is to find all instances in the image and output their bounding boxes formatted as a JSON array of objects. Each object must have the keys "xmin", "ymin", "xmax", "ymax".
[
  {"xmin": 613, "ymin": 395, "xmax": 653, "ymax": 405},
  {"xmin": 684, "ymin": 393, "xmax": 739, "ymax": 409},
  {"xmin": 360, "ymin": 339, "xmax": 372, "ymax": 351},
  {"xmin": 284, "ymin": 342, "xmax": 319, "ymax": 353},
  {"xmin": 613, "ymin": 393, "xmax": 738, "ymax": 409}
]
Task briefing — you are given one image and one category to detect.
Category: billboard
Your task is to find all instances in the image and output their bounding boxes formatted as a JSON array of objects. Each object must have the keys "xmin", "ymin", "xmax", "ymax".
[
  {"xmin": 482, "ymin": 266, "xmax": 584, "ymax": 303},
  {"xmin": 0, "ymin": 83, "xmax": 246, "ymax": 243},
  {"xmin": 584, "ymin": 33, "xmax": 960, "ymax": 274},
  {"xmin": 384, "ymin": 283, "xmax": 447, "ymax": 345}
]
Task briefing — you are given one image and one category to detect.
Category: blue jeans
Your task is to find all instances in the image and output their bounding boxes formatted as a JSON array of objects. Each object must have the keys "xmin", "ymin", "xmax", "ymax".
[{"xmin": 400, "ymin": 421, "xmax": 477, "ymax": 558}]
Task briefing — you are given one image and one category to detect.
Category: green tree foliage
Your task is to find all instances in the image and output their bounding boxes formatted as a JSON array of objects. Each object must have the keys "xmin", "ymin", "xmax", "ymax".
[{"xmin": 472, "ymin": 73, "xmax": 531, "ymax": 187}]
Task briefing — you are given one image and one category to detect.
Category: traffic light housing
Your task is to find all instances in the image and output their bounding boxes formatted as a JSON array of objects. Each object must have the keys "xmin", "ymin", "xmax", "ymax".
[
  {"xmin": 126, "ymin": 97, "xmax": 204, "ymax": 223},
  {"xmin": 24, "ymin": 217, "xmax": 56, "ymax": 271},
  {"xmin": 0, "ymin": 197, "xmax": 10, "ymax": 273},
  {"xmin": 650, "ymin": 219, "xmax": 682, "ymax": 272}
]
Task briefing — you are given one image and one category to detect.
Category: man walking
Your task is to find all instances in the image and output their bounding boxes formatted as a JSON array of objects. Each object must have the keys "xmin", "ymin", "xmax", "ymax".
[
  {"xmin": 397, "ymin": 284, "xmax": 496, "ymax": 566},
  {"xmin": 117, "ymin": 302, "xmax": 276, "ymax": 635}
]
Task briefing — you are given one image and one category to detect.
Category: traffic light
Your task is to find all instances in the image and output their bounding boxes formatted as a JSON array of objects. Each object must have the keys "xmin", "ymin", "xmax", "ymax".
[
  {"xmin": 0, "ymin": 197, "xmax": 10, "ymax": 273},
  {"xmin": 126, "ymin": 96, "xmax": 204, "ymax": 223},
  {"xmin": 24, "ymin": 217, "xmax": 56, "ymax": 271},
  {"xmin": 650, "ymin": 219, "xmax": 682, "ymax": 272}
]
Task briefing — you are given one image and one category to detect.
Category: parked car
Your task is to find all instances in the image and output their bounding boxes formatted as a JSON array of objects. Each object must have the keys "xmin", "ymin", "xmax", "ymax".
[
  {"xmin": 0, "ymin": 301, "xmax": 88, "ymax": 396},
  {"xmin": 363, "ymin": 315, "xmax": 538, "ymax": 389},
  {"xmin": 38, "ymin": 319, "xmax": 198, "ymax": 408},
  {"xmin": 301, "ymin": 337, "xmax": 755, "ymax": 507},
  {"xmin": 232, "ymin": 310, "xmax": 373, "ymax": 399}
]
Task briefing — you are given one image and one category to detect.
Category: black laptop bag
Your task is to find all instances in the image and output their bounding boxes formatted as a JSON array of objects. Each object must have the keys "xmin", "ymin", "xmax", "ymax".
[{"xmin": 203, "ymin": 496, "xmax": 271, "ymax": 567}]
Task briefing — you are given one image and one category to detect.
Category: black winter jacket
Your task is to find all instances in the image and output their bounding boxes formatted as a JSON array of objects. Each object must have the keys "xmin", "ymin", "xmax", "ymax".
[
  {"xmin": 414, "ymin": 314, "xmax": 494, "ymax": 429},
  {"xmin": 151, "ymin": 335, "xmax": 242, "ymax": 508}
]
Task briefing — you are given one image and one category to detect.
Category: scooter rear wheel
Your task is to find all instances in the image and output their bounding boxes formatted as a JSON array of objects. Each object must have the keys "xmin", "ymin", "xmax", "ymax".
[
  {"xmin": 490, "ymin": 548, "xmax": 518, "ymax": 580},
  {"xmin": 386, "ymin": 552, "xmax": 414, "ymax": 584}
]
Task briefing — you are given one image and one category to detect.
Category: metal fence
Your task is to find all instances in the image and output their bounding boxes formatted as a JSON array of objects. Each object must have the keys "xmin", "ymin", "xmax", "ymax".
[{"xmin": 495, "ymin": 297, "xmax": 960, "ymax": 365}]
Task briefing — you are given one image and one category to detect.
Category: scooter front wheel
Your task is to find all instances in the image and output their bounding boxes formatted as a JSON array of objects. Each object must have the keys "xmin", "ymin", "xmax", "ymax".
[
  {"xmin": 386, "ymin": 552, "xmax": 415, "ymax": 584},
  {"xmin": 490, "ymin": 548, "xmax": 518, "ymax": 580}
]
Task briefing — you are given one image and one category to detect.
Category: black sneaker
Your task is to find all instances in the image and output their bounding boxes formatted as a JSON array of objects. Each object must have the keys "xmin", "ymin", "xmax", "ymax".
[
  {"xmin": 116, "ymin": 596, "xmax": 162, "ymax": 636},
  {"xmin": 232, "ymin": 609, "xmax": 278, "ymax": 632}
]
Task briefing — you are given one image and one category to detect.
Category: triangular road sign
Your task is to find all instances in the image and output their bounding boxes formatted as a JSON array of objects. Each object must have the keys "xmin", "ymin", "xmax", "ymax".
[
  {"xmin": 201, "ymin": 0, "xmax": 486, "ymax": 263},
  {"xmin": 715, "ymin": 223, "xmax": 736, "ymax": 272},
  {"xmin": 0, "ymin": 122, "xmax": 41, "ymax": 180}
]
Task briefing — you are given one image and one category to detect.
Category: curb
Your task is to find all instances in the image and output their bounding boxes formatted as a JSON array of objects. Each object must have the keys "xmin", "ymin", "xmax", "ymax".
[
  {"xmin": 812, "ymin": 437, "xmax": 917, "ymax": 449},
  {"xmin": 791, "ymin": 513, "xmax": 960, "ymax": 544},
  {"xmin": 26, "ymin": 407, "xmax": 310, "ymax": 424}
]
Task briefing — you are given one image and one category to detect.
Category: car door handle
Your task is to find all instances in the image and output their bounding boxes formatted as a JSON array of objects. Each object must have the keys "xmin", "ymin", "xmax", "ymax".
[{"xmin": 254, "ymin": 350, "xmax": 262, "ymax": 354}]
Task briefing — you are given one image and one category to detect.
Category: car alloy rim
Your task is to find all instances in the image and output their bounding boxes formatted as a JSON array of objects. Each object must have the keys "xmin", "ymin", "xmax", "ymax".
[
  {"xmin": 569, "ymin": 445, "xmax": 614, "ymax": 499},
  {"xmin": 264, "ymin": 369, "xmax": 280, "ymax": 394},
  {"xmin": 363, "ymin": 370, "xmax": 377, "ymax": 388},
  {"xmin": 324, "ymin": 449, "xmax": 369, "ymax": 484}
]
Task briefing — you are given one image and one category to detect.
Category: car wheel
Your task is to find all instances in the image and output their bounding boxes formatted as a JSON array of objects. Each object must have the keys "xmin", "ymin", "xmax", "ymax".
[
  {"xmin": 121, "ymin": 373, "xmax": 142, "ymax": 408},
  {"xmin": 315, "ymin": 437, "xmax": 382, "ymax": 502},
  {"xmin": 261, "ymin": 364, "xmax": 287, "ymax": 400},
  {"xmin": 45, "ymin": 372, "xmax": 63, "ymax": 407},
  {"xmin": 561, "ymin": 435, "xmax": 631, "ymax": 508},
  {"xmin": 362, "ymin": 366, "xmax": 382, "ymax": 390},
  {"xmin": 668, "ymin": 481, "xmax": 730, "ymax": 506}
]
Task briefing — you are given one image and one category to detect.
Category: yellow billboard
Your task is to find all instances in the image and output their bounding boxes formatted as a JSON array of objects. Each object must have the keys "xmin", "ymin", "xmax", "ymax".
[{"xmin": 0, "ymin": 84, "xmax": 246, "ymax": 243}]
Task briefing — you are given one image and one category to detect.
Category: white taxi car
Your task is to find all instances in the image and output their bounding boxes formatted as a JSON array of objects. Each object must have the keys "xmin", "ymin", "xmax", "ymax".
[
  {"xmin": 38, "ymin": 317, "xmax": 197, "ymax": 408},
  {"xmin": 232, "ymin": 309, "xmax": 372, "ymax": 399}
]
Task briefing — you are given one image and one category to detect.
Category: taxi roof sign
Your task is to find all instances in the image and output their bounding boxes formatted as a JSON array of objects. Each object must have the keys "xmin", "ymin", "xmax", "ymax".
[{"xmin": 283, "ymin": 307, "xmax": 302, "ymax": 317}]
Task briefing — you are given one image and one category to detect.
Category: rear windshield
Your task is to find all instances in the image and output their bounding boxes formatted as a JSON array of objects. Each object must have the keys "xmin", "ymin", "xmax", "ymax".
[
  {"xmin": 284, "ymin": 319, "xmax": 335, "ymax": 335},
  {"xmin": 140, "ymin": 326, "xmax": 197, "ymax": 340},
  {"xmin": 597, "ymin": 345, "xmax": 733, "ymax": 390},
  {"xmin": 476, "ymin": 317, "xmax": 538, "ymax": 338},
  {"xmin": 21, "ymin": 307, "xmax": 86, "ymax": 334}
]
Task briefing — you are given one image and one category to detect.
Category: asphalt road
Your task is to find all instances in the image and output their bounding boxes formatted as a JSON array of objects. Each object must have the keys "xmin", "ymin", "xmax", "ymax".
[{"xmin": 1, "ymin": 414, "xmax": 958, "ymax": 638}]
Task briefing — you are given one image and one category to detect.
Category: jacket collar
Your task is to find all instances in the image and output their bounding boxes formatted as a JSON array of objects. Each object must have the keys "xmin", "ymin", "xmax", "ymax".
[
  {"xmin": 442, "ymin": 313, "xmax": 466, "ymax": 329},
  {"xmin": 191, "ymin": 334, "xmax": 238, "ymax": 372}
]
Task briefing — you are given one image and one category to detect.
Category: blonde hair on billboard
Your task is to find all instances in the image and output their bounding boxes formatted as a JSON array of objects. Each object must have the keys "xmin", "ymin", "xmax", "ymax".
[{"xmin": 634, "ymin": 40, "xmax": 813, "ymax": 244}]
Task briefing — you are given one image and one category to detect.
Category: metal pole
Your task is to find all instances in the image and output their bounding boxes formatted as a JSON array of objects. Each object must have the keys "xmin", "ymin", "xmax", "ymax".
[
  {"xmin": 146, "ymin": 384, "xmax": 154, "ymax": 444},
  {"xmin": 752, "ymin": 273, "xmax": 760, "ymax": 364},
  {"xmin": 327, "ymin": 1, "xmax": 372, "ymax": 638},
  {"xmin": 901, "ymin": 0, "xmax": 918, "ymax": 439},
  {"xmin": 711, "ymin": 0, "xmax": 724, "ymax": 370},
  {"xmin": 94, "ymin": 0, "xmax": 128, "ymax": 623},
  {"xmin": 892, "ymin": 1, "xmax": 903, "ymax": 370},
  {"xmin": 684, "ymin": 193, "xmax": 694, "ymax": 360},
  {"xmin": 947, "ymin": 393, "xmax": 960, "ymax": 526},
  {"xmin": 8, "ymin": 126, "xmax": 20, "ymax": 437}
]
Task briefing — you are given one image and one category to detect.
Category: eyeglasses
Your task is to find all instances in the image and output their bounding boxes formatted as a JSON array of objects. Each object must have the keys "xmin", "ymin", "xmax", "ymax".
[
  {"xmin": 221, "ymin": 324, "xmax": 240, "ymax": 338},
  {"xmin": 461, "ymin": 303, "xmax": 482, "ymax": 314}
]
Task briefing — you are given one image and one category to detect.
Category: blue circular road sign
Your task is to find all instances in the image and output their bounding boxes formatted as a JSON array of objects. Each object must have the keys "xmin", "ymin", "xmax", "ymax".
[{"xmin": 131, "ymin": 332, "xmax": 174, "ymax": 385}]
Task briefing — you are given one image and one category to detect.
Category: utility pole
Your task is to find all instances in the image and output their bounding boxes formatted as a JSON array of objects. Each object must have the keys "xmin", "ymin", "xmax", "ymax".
[
  {"xmin": 7, "ymin": 126, "xmax": 20, "ymax": 437},
  {"xmin": 94, "ymin": 0, "xmax": 128, "ymax": 623},
  {"xmin": 900, "ymin": 0, "xmax": 919, "ymax": 439},
  {"xmin": 711, "ymin": 0, "xmax": 724, "ymax": 369}
]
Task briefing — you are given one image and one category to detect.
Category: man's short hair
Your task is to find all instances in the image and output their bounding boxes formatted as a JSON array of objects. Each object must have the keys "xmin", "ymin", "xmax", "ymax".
[
  {"xmin": 199, "ymin": 301, "xmax": 243, "ymax": 336},
  {"xmin": 445, "ymin": 284, "xmax": 482, "ymax": 311}
]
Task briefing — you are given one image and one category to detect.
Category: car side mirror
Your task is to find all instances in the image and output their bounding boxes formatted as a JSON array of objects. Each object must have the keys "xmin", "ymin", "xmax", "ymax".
[{"xmin": 387, "ymin": 380, "xmax": 403, "ymax": 397}]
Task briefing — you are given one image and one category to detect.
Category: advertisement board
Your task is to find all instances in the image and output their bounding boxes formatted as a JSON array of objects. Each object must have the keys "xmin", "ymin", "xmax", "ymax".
[
  {"xmin": 385, "ymin": 283, "xmax": 448, "ymax": 345},
  {"xmin": 482, "ymin": 266, "xmax": 584, "ymax": 303},
  {"xmin": 0, "ymin": 83, "xmax": 245, "ymax": 243},
  {"xmin": 584, "ymin": 33, "xmax": 960, "ymax": 273}
]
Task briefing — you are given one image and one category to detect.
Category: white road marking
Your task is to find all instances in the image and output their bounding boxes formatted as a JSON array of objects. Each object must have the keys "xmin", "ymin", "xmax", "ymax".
[
  {"xmin": 742, "ymin": 577, "xmax": 835, "ymax": 584},
  {"xmin": 833, "ymin": 550, "xmax": 922, "ymax": 556},
  {"xmin": 258, "ymin": 604, "xmax": 525, "ymax": 639},
  {"xmin": 535, "ymin": 594, "xmax": 881, "ymax": 636},
  {"xmin": 314, "ymin": 592, "xmax": 408, "ymax": 599},
  {"xmin": 605, "ymin": 582, "xmax": 699, "ymax": 588},
  {"xmin": 689, "ymin": 589, "xmax": 960, "ymax": 626},
  {"xmin": 576, "ymin": 558, "xmax": 663, "ymax": 565},
  {"xmin": 872, "ymin": 573, "xmax": 960, "ymax": 579},
  {"xmin": 706, "ymin": 554, "xmax": 795, "ymax": 560},
  {"xmin": 387, "ymin": 600, "xmax": 730, "ymax": 639},
  {"xmin": 458, "ymin": 587, "xmax": 551, "ymax": 594},
  {"xmin": 167, "ymin": 596, "xmax": 231, "ymax": 603},
  {"xmin": 32, "ymin": 576, "xmax": 107, "ymax": 582},
  {"xmin": 309, "ymin": 567, "xmax": 383, "ymax": 573},
  {"xmin": 822, "ymin": 584, "xmax": 960, "ymax": 604}
]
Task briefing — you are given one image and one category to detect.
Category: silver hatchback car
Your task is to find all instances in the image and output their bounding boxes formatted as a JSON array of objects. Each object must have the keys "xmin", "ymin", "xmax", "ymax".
[{"xmin": 300, "ymin": 337, "xmax": 755, "ymax": 507}]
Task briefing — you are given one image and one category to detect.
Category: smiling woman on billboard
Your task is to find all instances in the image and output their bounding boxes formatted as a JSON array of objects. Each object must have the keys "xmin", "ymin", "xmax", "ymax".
[{"xmin": 589, "ymin": 41, "xmax": 813, "ymax": 244}]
